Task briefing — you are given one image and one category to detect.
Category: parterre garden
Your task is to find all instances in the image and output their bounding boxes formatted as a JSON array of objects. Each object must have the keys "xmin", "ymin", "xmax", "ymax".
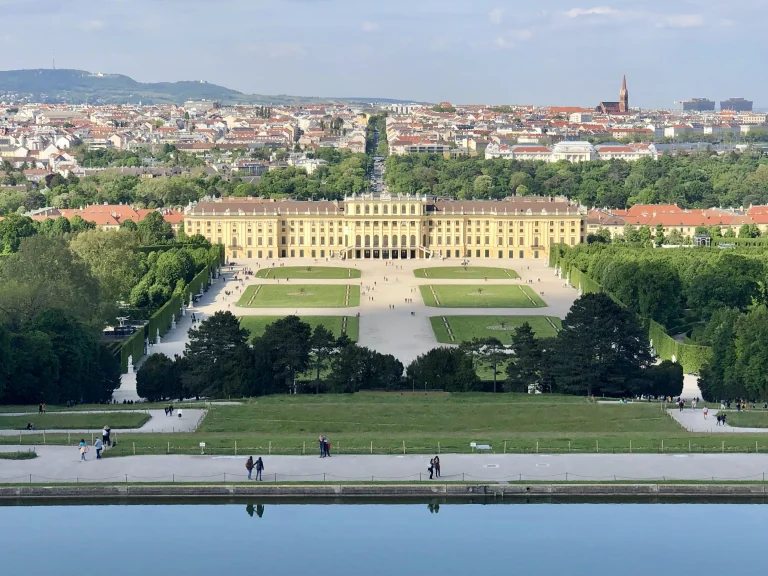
[
  {"xmin": 237, "ymin": 284, "xmax": 360, "ymax": 308},
  {"xmin": 419, "ymin": 284, "xmax": 546, "ymax": 308}
]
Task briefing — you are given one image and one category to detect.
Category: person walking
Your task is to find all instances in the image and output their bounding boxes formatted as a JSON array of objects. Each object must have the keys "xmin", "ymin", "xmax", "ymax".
[
  {"xmin": 722, "ymin": 413, "xmax": 727, "ymax": 426},
  {"xmin": 94, "ymin": 438, "xmax": 103, "ymax": 460},
  {"xmin": 703, "ymin": 406, "xmax": 709, "ymax": 420},
  {"xmin": 102, "ymin": 426, "xmax": 111, "ymax": 448},
  {"xmin": 428, "ymin": 458, "xmax": 434, "ymax": 480},
  {"xmin": 79, "ymin": 439, "xmax": 88, "ymax": 462},
  {"xmin": 434, "ymin": 456, "xmax": 441, "ymax": 478},
  {"xmin": 255, "ymin": 457, "xmax": 264, "ymax": 481},
  {"xmin": 324, "ymin": 436, "xmax": 331, "ymax": 458},
  {"xmin": 318, "ymin": 435, "xmax": 325, "ymax": 458},
  {"xmin": 245, "ymin": 456, "xmax": 254, "ymax": 480}
]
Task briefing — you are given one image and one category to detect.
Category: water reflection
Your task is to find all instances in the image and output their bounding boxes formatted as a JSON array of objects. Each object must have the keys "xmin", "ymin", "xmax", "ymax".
[{"xmin": 246, "ymin": 503, "xmax": 265, "ymax": 518}]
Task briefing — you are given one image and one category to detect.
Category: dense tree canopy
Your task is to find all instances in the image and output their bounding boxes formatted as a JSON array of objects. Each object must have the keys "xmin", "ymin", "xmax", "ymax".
[{"xmin": 384, "ymin": 150, "xmax": 768, "ymax": 208}]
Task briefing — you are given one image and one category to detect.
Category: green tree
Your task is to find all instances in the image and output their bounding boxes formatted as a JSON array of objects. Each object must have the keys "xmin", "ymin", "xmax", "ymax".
[
  {"xmin": 644, "ymin": 360, "xmax": 684, "ymax": 398},
  {"xmin": 552, "ymin": 293, "xmax": 653, "ymax": 397},
  {"xmin": 477, "ymin": 337, "xmax": 507, "ymax": 393},
  {"xmin": 406, "ymin": 347, "xmax": 479, "ymax": 392},
  {"xmin": 0, "ymin": 236, "xmax": 102, "ymax": 329},
  {"xmin": 309, "ymin": 324, "xmax": 336, "ymax": 394},
  {"xmin": 739, "ymin": 223, "xmax": 761, "ymax": 239},
  {"xmin": 654, "ymin": 223, "xmax": 665, "ymax": 247},
  {"xmin": 0, "ymin": 214, "xmax": 37, "ymax": 254},
  {"xmin": 182, "ymin": 311, "xmax": 250, "ymax": 397},
  {"xmin": 263, "ymin": 316, "xmax": 311, "ymax": 393},
  {"xmin": 137, "ymin": 211, "xmax": 174, "ymax": 245},
  {"xmin": 70, "ymin": 229, "xmax": 144, "ymax": 302},
  {"xmin": 137, "ymin": 353, "xmax": 181, "ymax": 401},
  {"xmin": 504, "ymin": 323, "xmax": 541, "ymax": 393}
]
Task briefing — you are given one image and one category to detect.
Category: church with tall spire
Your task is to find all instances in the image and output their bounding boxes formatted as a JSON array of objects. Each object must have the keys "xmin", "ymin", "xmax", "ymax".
[{"xmin": 596, "ymin": 76, "xmax": 630, "ymax": 115}]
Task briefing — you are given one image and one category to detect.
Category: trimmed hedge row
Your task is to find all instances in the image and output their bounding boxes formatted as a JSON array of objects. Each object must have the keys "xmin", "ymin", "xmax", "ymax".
[
  {"xmin": 119, "ymin": 328, "xmax": 146, "ymax": 373},
  {"xmin": 119, "ymin": 244, "xmax": 225, "ymax": 373},
  {"xmin": 560, "ymin": 262, "xmax": 713, "ymax": 375}
]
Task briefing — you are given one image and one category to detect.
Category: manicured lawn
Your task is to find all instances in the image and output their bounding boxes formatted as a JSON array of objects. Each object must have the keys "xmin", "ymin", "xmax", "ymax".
[
  {"xmin": 237, "ymin": 284, "xmax": 360, "ymax": 308},
  {"xmin": 4, "ymin": 393, "xmax": 768, "ymax": 455},
  {"xmin": 240, "ymin": 316, "xmax": 359, "ymax": 342},
  {"xmin": 420, "ymin": 285, "xmax": 546, "ymax": 308},
  {"xmin": 0, "ymin": 413, "xmax": 150, "ymax": 430},
  {"xmin": 256, "ymin": 266, "xmax": 361, "ymax": 279},
  {"xmin": 430, "ymin": 316, "xmax": 561, "ymax": 343},
  {"xmin": 414, "ymin": 266, "xmax": 519, "ymax": 279},
  {"xmin": 723, "ymin": 411, "xmax": 768, "ymax": 428}
]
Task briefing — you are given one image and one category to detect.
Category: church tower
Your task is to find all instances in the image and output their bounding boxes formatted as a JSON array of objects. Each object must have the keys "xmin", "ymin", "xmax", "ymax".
[{"xmin": 619, "ymin": 75, "xmax": 629, "ymax": 113}]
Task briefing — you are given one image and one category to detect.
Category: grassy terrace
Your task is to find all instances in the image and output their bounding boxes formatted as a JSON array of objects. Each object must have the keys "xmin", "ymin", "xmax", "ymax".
[
  {"xmin": 0, "ymin": 413, "xmax": 150, "ymax": 430},
  {"xmin": 237, "ymin": 284, "xmax": 360, "ymax": 308},
  {"xmin": 431, "ymin": 316, "xmax": 561, "ymax": 343},
  {"xmin": 723, "ymin": 411, "xmax": 768, "ymax": 428},
  {"xmin": 419, "ymin": 285, "xmax": 546, "ymax": 308},
  {"xmin": 414, "ymin": 266, "xmax": 519, "ymax": 279},
  {"xmin": 256, "ymin": 266, "xmax": 361, "ymax": 279},
  {"xmin": 3, "ymin": 393, "xmax": 768, "ymax": 456},
  {"xmin": 240, "ymin": 316, "xmax": 359, "ymax": 342}
]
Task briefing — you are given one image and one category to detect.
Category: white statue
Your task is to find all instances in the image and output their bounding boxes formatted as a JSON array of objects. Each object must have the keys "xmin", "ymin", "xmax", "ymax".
[
  {"xmin": 127, "ymin": 355, "xmax": 134, "ymax": 373},
  {"xmin": 171, "ymin": 314, "xmax": 176, "ymax": 330},
  {"xmin": 155, "ymin": 329, "xmax": 161, "ymax": 345}
]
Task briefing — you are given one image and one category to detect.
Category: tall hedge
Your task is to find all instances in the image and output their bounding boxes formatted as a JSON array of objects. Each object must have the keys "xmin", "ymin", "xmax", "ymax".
[
  {"xmin": 561, "ymin": 261, "xmax": 713, "ymax": 375},
  {"xmin": 120, "ymin": 328, "xmax": 146, "ymax": 373}
]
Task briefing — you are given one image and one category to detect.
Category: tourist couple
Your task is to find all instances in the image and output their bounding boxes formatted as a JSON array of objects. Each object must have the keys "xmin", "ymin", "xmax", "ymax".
[
  {"xmin": 319, "ymin": 435, "xmax": 331, "ymax": 458},
  {"xmin": 245, "ymin": 456, "xmax": 264, "ymax": 480},
  {"xmin": 428, "ymin": 456, "xmax": 440, "ymax": 479}
]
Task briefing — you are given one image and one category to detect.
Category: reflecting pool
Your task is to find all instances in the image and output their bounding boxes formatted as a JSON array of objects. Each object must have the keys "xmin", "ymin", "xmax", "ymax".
[{"xmin": 2, "ymin": 500, "xmax": 767, "ymax": 575}]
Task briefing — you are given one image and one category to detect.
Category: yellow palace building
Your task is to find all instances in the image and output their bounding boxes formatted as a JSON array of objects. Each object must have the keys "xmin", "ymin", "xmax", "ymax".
[{"xmin": 183, "ymin": 194, "xmax": 587, "ymax": 261}]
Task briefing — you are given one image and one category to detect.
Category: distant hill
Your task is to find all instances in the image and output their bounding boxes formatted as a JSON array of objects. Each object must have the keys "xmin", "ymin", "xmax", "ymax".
[{"xmin": 0, "ymin": 69, "xmax": 421, "ymax": 106}]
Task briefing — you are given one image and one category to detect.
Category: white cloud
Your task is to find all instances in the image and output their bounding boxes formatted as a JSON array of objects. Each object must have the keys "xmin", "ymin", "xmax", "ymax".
[
  {"xmin": 656, "ymin": 14, "xmax": 704, "ymax": 28},
  {"xmin": 81, "ymin": 20, "xmax": 104, "ymax": 31},
  {"xmin": 361, "ymin": 21, "xmax": 379, "ymax": 32},
  {"xmin": 489, "ymin": 7, "xmax": 504, "ymax": 25},
  {"xmin": 494, "ymin": 29, "xmax": 534, "ymax": 48},
  {"xmin": 564, "ymin": 7, "xmax": 617, "ymax": 18}
]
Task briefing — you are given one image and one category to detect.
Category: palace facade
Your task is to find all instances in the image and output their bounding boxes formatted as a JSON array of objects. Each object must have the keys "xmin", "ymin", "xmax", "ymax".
[{"xmin": 184, "ymin": 195, "xmax": 587, "ymax": 261}]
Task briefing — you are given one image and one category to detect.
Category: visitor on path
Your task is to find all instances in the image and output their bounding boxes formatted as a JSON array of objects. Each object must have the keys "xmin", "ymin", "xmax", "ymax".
[
  {"xmin": 95, "ymin": 438, "xmax": 103, "ymax": 459},
  {"xmin": 255, "ymin": 457, "xmax": 264, "ymax": 481},
  {"xmin": 319, "ymin": 435, "xmax": 325, "ymax": 458},
  {"xmin": 324, "ymin": 436, "xmax": 331, "ymax": 457},
  {"xmin": 678, "ymin": 400, "xmax": 684, "ymax": 412},
  {"xmin": 79, "ymin": 439, "xmax": 88, "ymax": 461},
  {"xmin": 716, "ymin": 414, "xmax": 723, "ymax": 426},
  {"xmin": 722, "ymin": 413, "xmax": 727, "ymax": 425},
  {"xmin": 434, "ymin": 456, "xmax": 441, "ymax": 478},
  {"xmin": 428, "ymin": 458, "xmax": 434, "ymax": 480},
  {"xmin": 246, "ymin": 456, "xmax": 254, "ymax": 480},
  {"xmin": 38, "ymin": 404, "xmax": 43, "ymax": 414},
  {"xmin": 703, "ymin": 406, "xmax": 709, "ymax": 419},
  {"xmin": 103, "ymin": 426, "xmax": 111, "ymax": 447}
]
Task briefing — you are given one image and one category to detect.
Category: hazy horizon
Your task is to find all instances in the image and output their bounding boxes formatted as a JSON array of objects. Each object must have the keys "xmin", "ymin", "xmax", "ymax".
[{"xmin": 0, "ymin": 0, "xmax": 763, "ymax": 108}]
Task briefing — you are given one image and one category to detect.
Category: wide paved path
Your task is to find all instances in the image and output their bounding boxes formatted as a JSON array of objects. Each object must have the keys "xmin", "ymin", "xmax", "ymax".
[
  {"xmin": 2, "ymin": 450, "xmax": 768, "ymax": 483},
  {"xmin": 0, "ymin": 410, "xmax": 206, "ymax": 435},
  {"xmin": 668, "ymin": 408, "xmax": 768, "ymax": 434}
]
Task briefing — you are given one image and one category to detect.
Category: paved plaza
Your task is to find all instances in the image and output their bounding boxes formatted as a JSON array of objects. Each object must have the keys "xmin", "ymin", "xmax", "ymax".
[
  {"xmin": 669, "ymin": 408, "xmax": 767, "ymax": 434},
  {"xmin": 3, "ymin": 448, "xmax": 768, "ymax": 483},
  {"xmin": 115, "ymin": 258, "xmax": 577, "ymax": 401}
]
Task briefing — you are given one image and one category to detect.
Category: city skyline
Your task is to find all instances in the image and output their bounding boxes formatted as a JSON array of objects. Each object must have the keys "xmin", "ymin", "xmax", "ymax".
[{"xmin": 0, "ymin": 0, "xmax": 764, "ymax": 108}]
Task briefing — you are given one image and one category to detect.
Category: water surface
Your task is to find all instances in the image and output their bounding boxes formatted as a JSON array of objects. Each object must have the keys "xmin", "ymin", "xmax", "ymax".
[{"xmin": 2, "ymin": 500, "xmax": 765, "ymax": 575}]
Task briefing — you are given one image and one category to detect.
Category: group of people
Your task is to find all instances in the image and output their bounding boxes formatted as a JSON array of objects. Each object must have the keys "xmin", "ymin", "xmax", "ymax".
[
  {"xmin": 164, "ymin": 405, "xmax": 182, "ymax": 418},
  {"xmin": 37, "ymin": 403, "xmax": 46, "ymax": 414},
  {"xmin": 245, "ymin": 456, "xmax": 265, "ymax": 480},
  {"xmin": 428, "ymin": 456, "xmax": 441, "ymax": 479},
  {"xmin": 716, "ymin": 413, "xmax": 728, "ymax": 426},
  {"xmin": 318, "ymin": 435, "xmax": 332, "ymax": 458},
  {"xmin": 79, "ymin": 426, "xmax": 112, "ymax": 461}
]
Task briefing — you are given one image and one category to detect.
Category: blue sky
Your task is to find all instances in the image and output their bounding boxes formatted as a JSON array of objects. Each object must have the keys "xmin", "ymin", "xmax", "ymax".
[{"xmin": 0, "ymin": 0, "xmax": 762, "ymax": 107}]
